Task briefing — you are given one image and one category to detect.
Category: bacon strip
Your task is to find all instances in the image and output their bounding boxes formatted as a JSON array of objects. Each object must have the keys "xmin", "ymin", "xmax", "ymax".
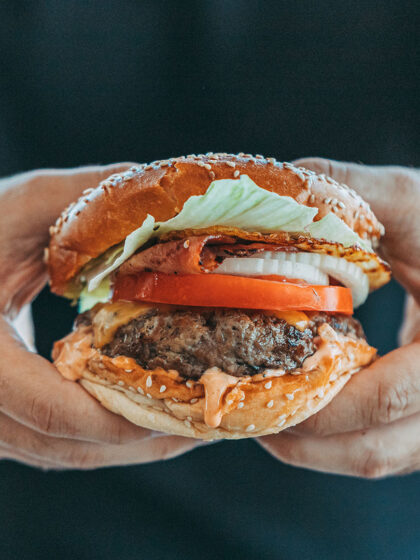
[
  {"xmin": 118, "ymin": 236, "xmax": 294, "ymax": 277},
  {"xmin": 119, "ymin": 235, "xmax": 231, "ymax": 276}
]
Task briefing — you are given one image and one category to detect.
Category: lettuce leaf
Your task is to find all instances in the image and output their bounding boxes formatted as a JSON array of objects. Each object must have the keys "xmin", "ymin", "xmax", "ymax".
[
  {"xmin": 79, "ymin": 276, "xmax": 111, "ymax": 312},
  {"xmin": 306, "ymin": 213, "xmax": 372, "ymax": 252}
]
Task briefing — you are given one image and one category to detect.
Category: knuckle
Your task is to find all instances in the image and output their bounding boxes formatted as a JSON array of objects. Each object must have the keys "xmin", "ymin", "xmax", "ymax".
[
  {"xmin": 29, "ymin": 393, "xmax": 76, "ymax": 438},
  {"xmin": 375, "ymin": 382, "xmax": 410, "ymax": 425},
  {"xmin": 355, "ymin": 437, "xmax": 391, "ymax": 479},
  {"xmin": 29, "ymin": 394, "xmax": 56, "ymax": 435}
]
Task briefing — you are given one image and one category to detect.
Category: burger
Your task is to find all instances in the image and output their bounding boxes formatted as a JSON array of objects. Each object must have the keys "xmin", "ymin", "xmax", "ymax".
[{"xmin": 49, "ymin": 153, "xmax": 391, "ymax": 440}]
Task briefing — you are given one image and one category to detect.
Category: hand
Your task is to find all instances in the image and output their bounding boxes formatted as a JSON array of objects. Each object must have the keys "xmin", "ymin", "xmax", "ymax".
[
  {"xmin": 0, "ymin": 165, "xmax": 199, "ymax": 469},
  {"xmin": 258, "ymin": 158, "xmax": 420, "ymax": 478}
]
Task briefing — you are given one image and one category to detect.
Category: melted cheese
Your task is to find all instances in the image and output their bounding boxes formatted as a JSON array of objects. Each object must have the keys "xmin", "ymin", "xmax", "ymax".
[
  {"xmin": 92, "ymin": 301, "xmax": 154, "ymax": 347},
  {"xmin": 265, "ymin": 310, "xmax": 309, "ymax": 331}
]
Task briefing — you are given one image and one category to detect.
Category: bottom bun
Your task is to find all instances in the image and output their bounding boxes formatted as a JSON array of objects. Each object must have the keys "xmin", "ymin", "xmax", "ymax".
[
  {"xmin": 80, "ymin": 371, "xmax": 353, "ymax": 440},
  {"xmin": 54, "ymin": 322, "xmax": 376, "ymax": 440}
]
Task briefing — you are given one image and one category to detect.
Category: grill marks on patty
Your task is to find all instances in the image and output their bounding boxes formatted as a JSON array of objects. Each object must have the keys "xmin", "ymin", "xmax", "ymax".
[{"xmin": 92, "ymin": 308, "xmax": 364, "ymax": 380}]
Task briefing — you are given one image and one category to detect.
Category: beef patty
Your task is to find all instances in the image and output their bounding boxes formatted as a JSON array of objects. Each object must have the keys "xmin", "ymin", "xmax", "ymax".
[{"xmin": 87, "ymin": 308, "xmax": 365, "ymax": 379}]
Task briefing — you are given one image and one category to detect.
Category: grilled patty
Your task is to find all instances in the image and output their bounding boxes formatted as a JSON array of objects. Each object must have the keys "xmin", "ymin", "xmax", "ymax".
[{"xmin": 87, "ymin": 308, "xmax": 365, "ymax": 379}]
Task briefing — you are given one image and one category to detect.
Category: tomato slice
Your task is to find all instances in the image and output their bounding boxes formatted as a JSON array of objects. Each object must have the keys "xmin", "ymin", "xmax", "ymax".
[{"xmin": 113, "ymin": 273, "xmax": 353, "ymax": 314}]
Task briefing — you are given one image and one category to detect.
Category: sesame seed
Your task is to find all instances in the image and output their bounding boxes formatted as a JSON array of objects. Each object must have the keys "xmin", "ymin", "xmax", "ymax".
[
  {"xmin": 190, "ymin": 398, "xmax": 198, "ymax": 404},
  {"xmin": 226, "ymin": 161, "xmax": 236, "ymax": 167},
  {"xmin": 305, "ymin": 375, "xmax": 309, "ymax": 381},
  {"xmin": 337, "ymin": 201, "xmax": 346, "ymax": 209},
  {"xmin": 264, "ymin": 381, "xmax": 272, "ymax": 389},
  {"xmin": 204, "ymin": 163, "xmax": 211, "ymax": 170},
  {"xmin": 209, "ymin": 170, "xmax": 216, "ymax": 179},
  {"xmin": 309, "ymin": 194, "xmax": 315, "ymax": 203},
  {"xmin": 197, "ymin": 160, "xmax": 206, "ymax": 167},
  {"xmin": 324, "ymin": 197, "xmax": 332, "ymax": 204},
  {"xmin": 183, "ymin": 240, "xmax": 190, "ymax": 249},
  {"xmin": 146, "ymin": 393, "xmax": 152, "ymax": 399},
  {"xmin": 227, "ymin": 399, "xmax": 233, "ymax": 405},
  {"xmin": 246, "ymin": 424, "xmax": 255, "ymax": 432},
  {"xmin": 286, "ymin": 393, "xmax": 295, "ymax": 400},
  {"xmin": 267, "ymin": 400, "xmax": 274, "ymax": 408},
  {"xmin": 329, "ymin": 373, "xmax": 337, "ymax": 382},
  {"xmin": 159, "ymin": 385, "xmax": 167, "ymax": 393},
  {"xmin": 278, "ymin": 414, "xmax": 286, "ymax": 421},
  {"xmin": 128, "ymin": 386, "xmax": 135, "ymax": 392},
  {"xmin": 137, "ymin": 387, "xmax": 144, "ymax": 395},
  {"xmin": 234, "ymin": 170, "xmax": 240, "ymax": 177},
  {"xmin": 317, "ymin": 388, "xmax": 325, "ymax": 398},
  {"xmin": 118, "ymin": 380, "xmax": 125, "ymax": 386},
  {"xmin": 146, "ymin": 376, "xmax": 152, "ymax": 387},
  {"xmin": 267, "ymin": 157, "xmax": 276, "ymax": 164},
  {"xmin": 124, "ymin": 369, "xmax": 133, "ymax": 373},
  {"xmin": 237, "ymin": 402, "xmax": 244, "ymax": 409},
  {"xmin": 172, "ymin": 397, "xmax": 178, "ymax": 402},
  {"xmin": 186, "ymin": 380, "xmax": 193, "ymax": 388},
  {"xmin": 277, "ymin": 418, "xmax": 286, "ymax": 428},
  {"xmin": 184, "ymin": 419, "xmax": 192, "ymax": 428}
]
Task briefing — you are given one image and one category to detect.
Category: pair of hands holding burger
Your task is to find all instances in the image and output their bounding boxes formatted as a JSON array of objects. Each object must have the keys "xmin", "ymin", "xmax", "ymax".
[{"xmin": 1, "ymin": 154, "xmax": 419, "ymax": 477}]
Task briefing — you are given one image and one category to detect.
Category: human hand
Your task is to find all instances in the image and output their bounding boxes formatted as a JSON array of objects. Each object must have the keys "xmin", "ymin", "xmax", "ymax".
[
  {"xmin": 0, "ymin": 165, "xmax": 199, "ymax": 469},
  {"xmin": 259, "ymin": 158, "xmax": 420, "ymax": 478}
]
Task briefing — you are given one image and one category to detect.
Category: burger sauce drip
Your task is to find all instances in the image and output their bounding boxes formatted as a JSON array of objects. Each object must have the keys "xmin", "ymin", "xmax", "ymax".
[
  {"xmin": 52, "ymin": 327, "xmax": 94, "ymax": 381},
  {"xmin": 200, "ymin": 368, "xmax": 239, "ymax": 428}
]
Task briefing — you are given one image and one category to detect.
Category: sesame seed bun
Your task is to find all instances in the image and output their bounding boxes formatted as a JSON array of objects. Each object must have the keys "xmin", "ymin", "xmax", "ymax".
[{"xmin": 48, "ymin": 153, "xmax": 385, "ymax": 294}]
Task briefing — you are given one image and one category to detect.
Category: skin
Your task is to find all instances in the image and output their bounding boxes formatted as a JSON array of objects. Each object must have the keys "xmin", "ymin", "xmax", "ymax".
[
  {"xmin": 258, "ymin": 158, "xmax": 420, "ymax": 478},
  {"xmin": 0, "ymin": 165, "xmax": 200, "ymax": 470}
]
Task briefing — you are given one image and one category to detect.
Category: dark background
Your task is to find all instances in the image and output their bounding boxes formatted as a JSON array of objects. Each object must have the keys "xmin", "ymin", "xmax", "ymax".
[{"xmin": 0, "ymin": 1, "xmax": 419, "ymax": 559}]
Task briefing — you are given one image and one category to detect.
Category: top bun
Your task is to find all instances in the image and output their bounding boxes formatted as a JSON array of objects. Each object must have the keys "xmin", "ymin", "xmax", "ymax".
[{"xmin": 48, "ymin": 153, "xmax": 384, "ymax": 294}]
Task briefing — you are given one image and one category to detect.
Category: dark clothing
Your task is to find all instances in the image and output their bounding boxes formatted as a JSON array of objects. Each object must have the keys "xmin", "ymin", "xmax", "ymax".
[{"xmin": 0, "ymin": 2, "xmax": 419, "ymax": 559}]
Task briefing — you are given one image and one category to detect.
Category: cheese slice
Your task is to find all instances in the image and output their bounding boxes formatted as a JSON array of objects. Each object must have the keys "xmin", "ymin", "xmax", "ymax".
[
  {"xmin": 92, "ymin": 302, "xmax": 154, "ymax": 347},
  {"xmin": 264, "ymin": 310, "xmax": 310, "ymax": 331}
]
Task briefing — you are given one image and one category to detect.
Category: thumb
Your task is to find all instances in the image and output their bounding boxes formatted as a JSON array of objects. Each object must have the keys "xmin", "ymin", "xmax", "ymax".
[
  {"xmin": 0, "ymin": 162, "xmax": 138, "ymax": 237},
  {"xmin": 293, "ymin": 157, "xmax": 409, "ymax": 229}
]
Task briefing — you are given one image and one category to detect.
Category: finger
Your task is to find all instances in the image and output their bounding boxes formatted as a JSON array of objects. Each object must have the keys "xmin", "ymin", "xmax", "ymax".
[
  {"xmin": 259, "ymin": 412, "xmax": 420, "ymax": 478},
  {"xmin": 400, "ymin": 295, "xmax": 420, "ymax": 345},
  {"xmin": 0, "ymin": 449, "xmax": 60, "ymax": 470},
  {"xmin": 0, "ymin": 411, "xmax": 198, "ymax": 470},
  {"xmin": 0, "ymin": 162, "xmax": 137, "ymax": 313},
  {"xmin": 288, "ymin": 342, "xmax": 420, "ymax": 437},
  {"xmin": 0, "ymin": 161, "xmax": 137, "ymax": 233},
  {"xmin": 0, "ymin": 317, "xmax": 157, "ymax": 444},
  {"xmin": 293, "ymin": 158, "xmax": 420, "ymax": 294},
  {"xmin": 293, "ymin": 157, "xmax": 417, "ymax": 228}
]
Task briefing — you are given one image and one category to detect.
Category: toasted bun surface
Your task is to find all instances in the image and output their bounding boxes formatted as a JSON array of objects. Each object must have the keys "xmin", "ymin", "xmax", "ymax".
[
  {"xmin": 53, "ymin": 322, "xmax": 376, "ymax": 440},
  {"xmin": 48, "ymin": 153, "xmax": 385, "ymax": 294}
]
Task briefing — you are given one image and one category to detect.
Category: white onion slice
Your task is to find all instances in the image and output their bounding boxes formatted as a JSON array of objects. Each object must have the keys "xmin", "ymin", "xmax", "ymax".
[
  {"xmin": 214, "ymin": 251, "xmax": 369, "ymax": 308},
  {"xmin": 213, "ymin": 258, "xmax": 329, "ymax": 286}
]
